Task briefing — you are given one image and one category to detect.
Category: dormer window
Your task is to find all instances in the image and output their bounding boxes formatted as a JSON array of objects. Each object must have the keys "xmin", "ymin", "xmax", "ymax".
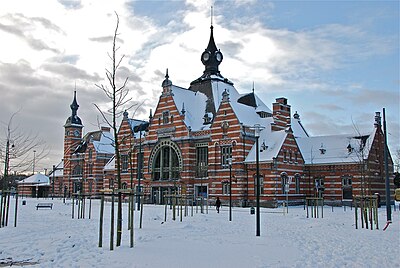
[
  {"xmin": 319, "ymin": 144, "xmax": 326, "ymax": 154},
  {"xmin": 347, "ymin": 144, "xmax": 353, "ymax": 153}
]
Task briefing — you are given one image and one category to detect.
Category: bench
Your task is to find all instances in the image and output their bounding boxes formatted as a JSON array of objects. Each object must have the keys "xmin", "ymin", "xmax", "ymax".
[{"xmin": 36, "ymin": 203, "xmax": 53, "ymax": 210}]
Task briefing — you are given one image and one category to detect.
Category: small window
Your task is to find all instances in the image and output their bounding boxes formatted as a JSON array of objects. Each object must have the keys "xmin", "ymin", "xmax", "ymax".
[
  {"xmin": 163, "ymin": 111, "xmax": 170, "ymax": 124},
  {"xmin": 295, "ymin": 174, "xmax": 301, "ymax": 194},
  {"xmin": 222, "ymin": 182, "xmax": 230, "ymax": 195},
  {"xmin": 289, "ymin": 151, "xmax": 292, "ymax": 162},
  {"xmin": 254, "ymin": 175, "xmax": 264, "ymax": 195},
  {"xmin": 121, "ymin": 155, "xmax": 129, "ymax": 173},
  {"xmin": 295, "ymin": 152, "xmax": 298, "ymax": 163},
  {"xmin": 221, "ymin": 146, "xmax": 232, "ymax": 168},
  {"xmin": 122, "ymin": 182, "xmax": 128, "ymax": 189},
  {"xmin": 283, "ymin": 151, "xmax": 287, "ymax": 162}
]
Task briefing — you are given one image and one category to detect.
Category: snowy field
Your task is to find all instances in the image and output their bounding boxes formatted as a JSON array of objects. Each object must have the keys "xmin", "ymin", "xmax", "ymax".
[{"xmin": 0, "ymin": 197, "xmax": 399, "ymax": 268}]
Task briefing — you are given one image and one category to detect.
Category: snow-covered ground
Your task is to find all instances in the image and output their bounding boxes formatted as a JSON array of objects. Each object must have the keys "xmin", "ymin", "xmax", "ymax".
[{"xmin": 0, "ymin": 197, "xmax": 399, "ymax": 268}]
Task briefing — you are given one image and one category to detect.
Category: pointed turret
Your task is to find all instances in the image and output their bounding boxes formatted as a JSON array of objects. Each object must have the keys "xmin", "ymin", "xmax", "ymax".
[{"xmin": 65, "ymin": 91, "xmax": 83, "ymax": 127}]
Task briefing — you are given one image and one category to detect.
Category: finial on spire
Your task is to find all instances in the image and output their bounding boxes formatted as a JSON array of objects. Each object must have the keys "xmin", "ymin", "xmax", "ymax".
[
  {"xmin": 161, "ymin": 68, "xmax": 172, "ymax": 88},
  {"xmin": 211, "ymin": 6, "xmax": 213, "ymax": 27},
  {"xmin": 252, "ymin": 81, "xmax": 255, "ymax": 93}
]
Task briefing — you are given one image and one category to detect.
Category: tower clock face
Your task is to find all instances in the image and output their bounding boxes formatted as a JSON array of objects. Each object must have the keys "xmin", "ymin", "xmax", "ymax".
[
  {"xmin": 202, "ymin": 51, "xmax": 210, "ymax": 62},
  {"xmin": 74, "ymin": 130, "xmax": 80, "ymax": 137},
  {"xmin": 215, "ymin": 51, "xmax": 222, "ymax": 62}
]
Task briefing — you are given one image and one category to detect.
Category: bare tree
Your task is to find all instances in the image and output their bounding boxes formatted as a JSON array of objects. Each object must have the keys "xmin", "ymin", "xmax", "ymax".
[
  {"xmin": 94, "ymin": 12, "xmax": 136, "ymax": 247},
  {"xmin": 0, "ymin": 110, "xmax": 48, "ymax": 187}
]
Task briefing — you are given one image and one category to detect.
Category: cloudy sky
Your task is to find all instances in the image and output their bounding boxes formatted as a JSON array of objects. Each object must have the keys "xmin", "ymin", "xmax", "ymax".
[{"xmin": 0, "ymin": 0, "xmax": 399, "ymax": 173}]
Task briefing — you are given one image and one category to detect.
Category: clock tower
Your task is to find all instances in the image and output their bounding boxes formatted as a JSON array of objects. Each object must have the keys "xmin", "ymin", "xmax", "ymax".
[{"xmin": 63, "ymin": 91, "xmax": 83, "ymax": 195}]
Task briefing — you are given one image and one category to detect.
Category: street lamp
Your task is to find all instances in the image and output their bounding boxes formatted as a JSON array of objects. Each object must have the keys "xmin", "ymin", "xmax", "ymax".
[
  {"xmin": 52, "ymin": 165, "xmax": 55, "ymax": 200},
  {"xmin": 33, "ymin": 150, "xmax": 36, "ymax": 175},
  {"xmin": 134, "ymin": 121, "xmax": 149, "ymax": 210},
  {"xmin": 251, "ymin": 123, "xmax": 265, "ymax": 237},
  {"xmin": 227, "ymin": 158, "xmax": 233, "ymax": 221}
]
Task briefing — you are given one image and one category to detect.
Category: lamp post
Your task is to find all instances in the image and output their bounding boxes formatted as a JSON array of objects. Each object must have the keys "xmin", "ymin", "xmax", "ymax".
[
  {"xmin": 227, "ymin": 158, "xmax": 233, "ymax": 221},
  {"xmin": 33, "ymin": 150, "xmax": 36, "ymax": 174},
  {"xmin": 52, "ymin": 165, "xmax": 55, "ymax": 200},
  {"xmin": 251, "ymin": 124, "xmax": 265, "ymax": 237},
  {"xmin": 137, "ymin": 124, "xmax": 142, "ymax": 211}
]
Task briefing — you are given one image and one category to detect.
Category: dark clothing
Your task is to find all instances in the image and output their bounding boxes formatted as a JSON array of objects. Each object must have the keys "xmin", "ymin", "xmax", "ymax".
[{"xmin": 215, "ymin": 198, "xmax": 221, "ymax": 213}]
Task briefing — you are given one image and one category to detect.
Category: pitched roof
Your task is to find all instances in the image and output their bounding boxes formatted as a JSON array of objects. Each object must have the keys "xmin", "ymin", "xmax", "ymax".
[
  {"xmin": 296, "ymin": 128, "xmax": 376, "ymax": 165},
  {"xmin": 245, "ymin": 127, "xmax": 287, "ymax": 163},
  {"xmin": 171, "ymin": 85, "xmax": 209, "ymax": 131},
  {"xmin": 18, "ymin": 173, "xmax": 50, "ymax": 185}
]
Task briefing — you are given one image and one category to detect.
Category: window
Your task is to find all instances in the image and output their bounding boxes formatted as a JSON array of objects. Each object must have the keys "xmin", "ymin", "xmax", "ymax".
[
  {"xmin": 72, "ymin": 165, "xmax": 82, "ymax": 176},
  {"xmin": 88, "ymin": 149, "xmax": 93, "ymax": 160},
  {"xmin": 289, "ymin": 151, "xmax": 292, "ymax": 162},
  {"xmin": 121, "ymin": 155, "xmax": 129, "ymax": 173},
  {"xmin": 122, "ymin": 182, "xmax": 128, "ymax": 189},
  {"xmin": 88, "ymin": 163, "xmax": 93, "ymax": 176},
  {"xmin": 281, "ymin": 173, "xmax": 288, "ymax": 193},
  {"xmin": 222, "ymin": 182, "xmax": 230, "ymax": 195},
  {"xmin": 283, "ymin": 151, "xmax": 287, "ymax": 162},
  {"xmin": 162, "ymin": 111, "xmax": 170, "ymax": 124},
  {"xmin": 196, "ymin": 146, "xmax": 208, "ymax": 177},
  {"xmin": 221, "ymin": 146, "xmax": 232, "ymax": 168},
  {"xmin": 254, "ymin": 175, "xmax": 264, "ymax": 195},
  {"xmin": 152, "ymin": 145, "xmax": 180, "ymax": 180},
  {"xmin": 342, "ymin": 175, "xmax": 353, "ymax": 200},
  {"xmin": 294, "ymin": 152, "xmax": 298, "ymax": 163},
  {"xmin": 295, "ymin": 174, "xmax": 301, "ymax": 194}
]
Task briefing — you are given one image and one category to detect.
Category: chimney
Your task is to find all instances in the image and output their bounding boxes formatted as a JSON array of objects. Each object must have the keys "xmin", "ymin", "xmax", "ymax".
[
  {"xmin": 272, "ymin": 97, "xmax": 291, "ymax": 131},
  {"xmin": 374, "ymin": 112, "xmax": 381, "ymax": 128}
]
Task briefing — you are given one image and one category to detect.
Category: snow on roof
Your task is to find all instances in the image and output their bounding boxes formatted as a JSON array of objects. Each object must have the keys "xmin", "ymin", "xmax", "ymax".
[
  {"xmin": 104, "ymin": 155, "xmax": 115, "ymax": 171},
  {"xmin": 296, "ymin": 129, "xmax": 376, "ymax": 165},
  {"xmin": 245, "ymin": 127, "xmax": 287, "ymax": 163},
  {"xmin": 19, "ymin": 173, "xmax": 50, "ymax": 185},
  {"xmin": 92, "ymin": 130, "xmax": 114, "ymax": 154},
  {"xmin": 291, "ymin": 115, "xmax": 309, "ymax": 138},
  {"xmin": 172, "ymin": 85, "xmax": 208, "ymax": 131}
]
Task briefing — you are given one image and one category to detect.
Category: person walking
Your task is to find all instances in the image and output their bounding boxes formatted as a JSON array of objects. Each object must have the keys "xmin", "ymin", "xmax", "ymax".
[{"xmin": 215, "ymin": 197, "xmax": 221, "ymax": 213}]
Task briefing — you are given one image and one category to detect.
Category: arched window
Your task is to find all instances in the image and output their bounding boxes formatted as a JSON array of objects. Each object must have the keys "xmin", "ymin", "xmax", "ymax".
[{"xmin": 150, "ymin": 140, "xmax": 182, "ymax": 181}]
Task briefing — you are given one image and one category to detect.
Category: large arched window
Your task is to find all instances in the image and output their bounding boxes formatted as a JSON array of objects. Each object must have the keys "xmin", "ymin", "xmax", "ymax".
[{"xmin": 150, "ymin": 140, "xmax": 182, "ymax": 181}]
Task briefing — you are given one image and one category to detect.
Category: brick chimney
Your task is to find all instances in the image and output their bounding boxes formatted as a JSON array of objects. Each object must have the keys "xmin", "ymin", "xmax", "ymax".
[
  {"xmin": 272, "ymin": 97, "xmax": 291, "ymax": 131},
  {"xmin": 374, "ymin": 112, "xmax": 381, "ymax": 128}
]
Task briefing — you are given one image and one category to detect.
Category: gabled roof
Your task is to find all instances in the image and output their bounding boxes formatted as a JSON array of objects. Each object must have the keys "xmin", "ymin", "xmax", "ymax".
[
  {"xmin": 79, "ymin": 128, "xmax": 114, "ymax": 154},
  {"xmin": 19, "ymin": 173, "xmax": 50, "ymax": 185},
  {"xmin": 245, "ymin": 127, "xmax": 287, "ymax": 163},
  {"xmin": 296, "ymin": 129, "xmax": 376, "ymax": 165},
  {"xmin": 291, "ymin": 112, "xmax": 309, "ymax": 138},
  {"xmin": 171, "ymin": 85, "xmax": 208, "ymax": 131}
]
